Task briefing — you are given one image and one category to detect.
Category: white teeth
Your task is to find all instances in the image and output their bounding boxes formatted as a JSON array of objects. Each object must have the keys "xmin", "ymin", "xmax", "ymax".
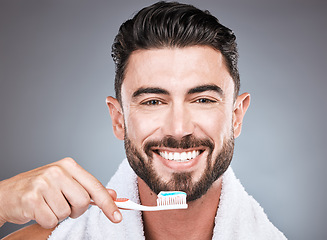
[
  {"xmin": 192, "ymin": 150, "xmax": 197, "ymax": 159},
  {"xmin": 181, "ymin": 152, "xmax": 187, "ymax": 161},
  {"xmin": 159, "ymin": 150, "xmax": 200, "ymax": 162}
]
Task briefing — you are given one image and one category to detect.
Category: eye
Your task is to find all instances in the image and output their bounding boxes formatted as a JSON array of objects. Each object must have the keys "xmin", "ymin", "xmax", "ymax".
[
  {"xmin": 141, "ymin": 99, "xmax": 163, "ymax": 105},
  {"xmin": 195, "ymin": 98, "xmax": 217, "ymax": 104}
]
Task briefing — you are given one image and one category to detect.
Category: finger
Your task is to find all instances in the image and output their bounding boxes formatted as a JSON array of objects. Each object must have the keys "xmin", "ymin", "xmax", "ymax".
[
  {"xmin": 107, "ymin": 189, "xmax": 117, "ymax": 200},
  {"xmin": 58, "ymin": 158, "xmax": 122, "ymax": 223},
  {"xmin": 34, "ymin": 198, "xmax": 59, "ymax": 229},
  {"xmin": 43, "ymin": 188, "xmax": 72, "ymax": 222},
  {"xmin": 60, "ymin": 180, "xmax": 91, "ymax": 219},
  {"xmin": 89, "ymin": 189, "xmax": 117, "ymax": 205},
  {"xmin": 78, "ymin": 178, "xmax": 122, "ymax": 223}
]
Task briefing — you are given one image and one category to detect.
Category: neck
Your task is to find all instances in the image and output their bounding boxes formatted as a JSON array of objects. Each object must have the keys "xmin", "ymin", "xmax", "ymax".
[{"xmin": 138, "ymin": 177, "xmax": 222, "ymax": 240}]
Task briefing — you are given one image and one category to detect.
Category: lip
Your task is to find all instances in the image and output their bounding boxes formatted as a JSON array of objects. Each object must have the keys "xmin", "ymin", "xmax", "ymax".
[{"xmin": 152, "ymin": 147, "xmax": 206, "ymax": 171}]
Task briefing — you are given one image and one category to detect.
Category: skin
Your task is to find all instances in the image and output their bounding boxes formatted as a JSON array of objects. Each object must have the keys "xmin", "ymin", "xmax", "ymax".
[
  {"xmin": 1, "ymin": 46, "xmax": 250, "ymax": 239},
  {"xmin": 107, "ymin": 46, "xmax": 250, "ymax": 239}
]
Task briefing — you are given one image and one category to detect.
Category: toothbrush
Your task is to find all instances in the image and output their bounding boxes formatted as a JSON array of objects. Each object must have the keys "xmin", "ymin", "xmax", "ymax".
[{"xmin": 115, "ymin": 191, "xmax": 188, "ymax": 211}]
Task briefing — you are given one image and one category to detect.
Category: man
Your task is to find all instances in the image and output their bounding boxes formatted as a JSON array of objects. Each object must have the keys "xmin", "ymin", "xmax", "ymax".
[{"xmin": 0, "ymin": 1, "xmax": 286, "ymax": 239}]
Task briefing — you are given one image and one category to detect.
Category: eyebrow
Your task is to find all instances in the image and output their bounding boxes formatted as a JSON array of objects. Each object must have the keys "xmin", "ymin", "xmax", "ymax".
[
  {"xmin": 187, "ymin": 84, "xmax": 224, "ymax": 96},
  {"xmin": 132, "ymin": 87, "xmax": 169, "ymax": 98}
]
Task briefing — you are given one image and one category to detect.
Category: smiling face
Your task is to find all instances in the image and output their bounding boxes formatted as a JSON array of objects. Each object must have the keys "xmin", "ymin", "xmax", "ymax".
[{"xmin": 107, "ymin": 46, "xmax": 250, "ymax": 201}]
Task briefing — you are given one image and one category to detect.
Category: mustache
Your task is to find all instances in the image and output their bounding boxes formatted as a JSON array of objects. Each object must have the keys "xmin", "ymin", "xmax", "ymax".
[{"xmin": 144, "ymin": 135, "xmax": 214, "ymax": 157}]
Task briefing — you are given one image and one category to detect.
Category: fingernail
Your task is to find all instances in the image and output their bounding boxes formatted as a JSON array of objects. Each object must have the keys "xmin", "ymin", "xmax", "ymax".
[{"xmin": 113, "ymin": 211, "xmax": 122, "ymax": 222}]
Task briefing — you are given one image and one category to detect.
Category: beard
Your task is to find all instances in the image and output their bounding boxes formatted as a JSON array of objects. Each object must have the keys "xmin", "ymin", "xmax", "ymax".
[{"xmin": 124, "ymin": 133, "xmax": 234, "ymax": 202}]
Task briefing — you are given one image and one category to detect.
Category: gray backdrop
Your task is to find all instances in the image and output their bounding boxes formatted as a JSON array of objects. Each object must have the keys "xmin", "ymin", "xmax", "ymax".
[{"xmin": 1, "ymin": 0, "xmax": 326, "ymax": 239}]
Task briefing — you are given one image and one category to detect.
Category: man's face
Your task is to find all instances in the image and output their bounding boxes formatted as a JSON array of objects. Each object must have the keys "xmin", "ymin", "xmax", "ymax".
[{"xmin": 116, "ymin": 46, "xmax": 239, "ymax": 201}]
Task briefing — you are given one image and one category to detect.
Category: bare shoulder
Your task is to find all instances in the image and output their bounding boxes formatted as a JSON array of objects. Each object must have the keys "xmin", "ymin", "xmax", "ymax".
[{"xmin": 2, "ymin": 224, "xmax": 55, "ymax": 240}]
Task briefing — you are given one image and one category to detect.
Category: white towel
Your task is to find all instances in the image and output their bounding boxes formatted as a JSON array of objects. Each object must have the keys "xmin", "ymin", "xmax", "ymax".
[{"xmin": 49, "ymin": 159, "xmax": 286, "ymax": 239}]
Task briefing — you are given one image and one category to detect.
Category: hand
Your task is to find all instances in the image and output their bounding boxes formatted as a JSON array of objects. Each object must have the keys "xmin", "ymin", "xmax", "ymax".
[{"xmin": 0, "ymin": 157, "xmax": 122, "ymax": 229}]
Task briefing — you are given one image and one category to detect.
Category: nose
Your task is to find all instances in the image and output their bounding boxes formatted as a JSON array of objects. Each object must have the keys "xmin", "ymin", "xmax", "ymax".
[{"xmin": 163, "ymin": 102, "xmax": 194, "ymax": 139}]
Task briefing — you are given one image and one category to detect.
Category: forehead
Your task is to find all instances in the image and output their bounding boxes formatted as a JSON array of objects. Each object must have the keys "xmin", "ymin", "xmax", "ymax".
[{"xmin": 122, "ymin": 46, "xmax": 234, "ymax": 98}]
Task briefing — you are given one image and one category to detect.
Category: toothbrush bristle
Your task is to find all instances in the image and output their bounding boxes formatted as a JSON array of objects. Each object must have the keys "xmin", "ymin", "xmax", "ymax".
[{"xmin": 157, "ymin": 191, "xmax": 187, "ymax": 206}]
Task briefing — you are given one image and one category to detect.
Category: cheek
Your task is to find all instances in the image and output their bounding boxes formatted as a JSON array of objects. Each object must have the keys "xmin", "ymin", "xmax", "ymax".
[
  {"xmin": 125, "ymin": 109, "xmax": 164, "ymax": 144},
  {"xmin": 194, "ymin": 108, "xmax": 232, "ymax": 144}
]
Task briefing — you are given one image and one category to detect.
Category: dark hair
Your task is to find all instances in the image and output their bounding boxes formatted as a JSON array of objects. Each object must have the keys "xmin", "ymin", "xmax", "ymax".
[{"xmin": 112, "ymin": 1, "xmax": 240, "ymax": 103}]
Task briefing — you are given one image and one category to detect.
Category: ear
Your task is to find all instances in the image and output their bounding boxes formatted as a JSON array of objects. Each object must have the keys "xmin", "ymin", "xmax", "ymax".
[
  {"xmin": 106, "ymin": 96, "xmax": 125, "ymax": 140},
  {"xmin": 233, "ymin": 93, "xmax": 251, "ymax": 138}
]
